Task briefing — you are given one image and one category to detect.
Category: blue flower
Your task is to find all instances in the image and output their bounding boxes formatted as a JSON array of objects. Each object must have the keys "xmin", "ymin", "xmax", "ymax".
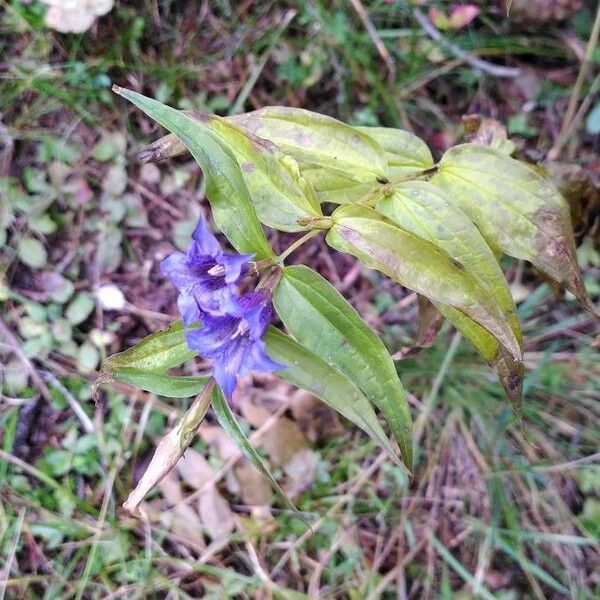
[
  {"xmin": 161, "ymin": 215, "xmax": 283, "ymax": 399},
  {"xmin": 185, "ymin": 291, "xmax": 284, "ymax": 399},
  {"xmin": 160, "ymin": 216, "xmax": 252, "ymax": 325}
]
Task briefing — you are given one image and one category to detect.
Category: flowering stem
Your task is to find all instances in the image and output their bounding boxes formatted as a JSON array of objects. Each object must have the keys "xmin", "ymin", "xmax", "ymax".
[{"xmin": 277, "ymin": 230, "xmax": 321, "ymax": 264}]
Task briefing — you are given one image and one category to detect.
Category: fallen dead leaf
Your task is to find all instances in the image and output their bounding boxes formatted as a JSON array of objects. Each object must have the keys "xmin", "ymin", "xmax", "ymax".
[{"xmin": 290, "ymin": 390, "xmax": 344, "ymax": 443}]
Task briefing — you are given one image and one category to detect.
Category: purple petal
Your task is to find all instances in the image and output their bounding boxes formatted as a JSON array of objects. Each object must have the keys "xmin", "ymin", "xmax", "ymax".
[
  {"xmin": 220, "ymin": 253, "xmax": 253, "ymax": 284},
  {"xmin": 191, "ymin": 215, "xmax": 221, "ymax": 257},
  {"xmin": 240, "ymin": 338, "xmax": 284, "ymax": 376},
  {"xmin": 211, "ymin": 338, "xmax": 249, "ymax": 399},
  {"xmin": 185, "ymin": 313, "xmax": 237, "ymax": 356},
  {"xmin": 233, "ymin": 292, "xmax": 272, "ymax": 338},
  {"xmin": 192, "ymin": 283, "xmax": 239, "ymax": 317},
  {"xmin": 178, "ymin": 292, "xmax": 201, "ymax": 327},
  {"xmin": 160, "ymin": 253, "xmax": 197, "ymax": 291}
]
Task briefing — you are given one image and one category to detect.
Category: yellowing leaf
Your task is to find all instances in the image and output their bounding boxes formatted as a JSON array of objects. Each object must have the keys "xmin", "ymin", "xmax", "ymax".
[
  {"xmin": 432, "ymin": 144, "xmax": 599, "ymax": 317},
  {"xmin": 188, "ymin": 112, "xmax": 322, "ymax": 231},
  {"xmin": 301, "ymin": 167, "xmax": 377, "ymax": 205},
  {"xmin": 326, "ymin": 204, "xmax": 521, "ymax": 361},
  {"xmin": 435, "ymin": 304, "xmax": 524, "ymax": 412},
  {"xmin": 376, "ymin": 180, "xmax": 524, "ymax": 404},
  {"xmin": 357, "ymin": 126, "xmax": 434, "ymax": 179},
  {"xmin": 230, "ymin": 106, "xmax": 389, "ymax": 182}
]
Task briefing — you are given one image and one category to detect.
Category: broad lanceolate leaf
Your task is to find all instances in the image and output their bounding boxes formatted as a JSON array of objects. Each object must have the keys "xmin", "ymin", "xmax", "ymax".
[
  {"xmin": 230, "ymin": 106, "xmax": 389, "ymax": 183},
  {"xmin": 301, "ymin": 167, "xmax": 378, "ymax": 205},
  {"xmin": 211, "ymin": 387, "xmax": 300, "ymax": 516},
  {"xmin": 103, "ymin": 321, "xmax": 195, "ymax": 373},
  {"xmin": 376, "ymin": 181, "xmax": 521, "ymax": 341},
  {"xmin": 113, "ymin": 86, "xmax": 274, "ymax": 259},
  {"xmin": 110, "ymin": 368, "xmax": 208, "ymax": 398},
  {"xmin": 264, "ymin": 327, "xmax": 402, "ymax": 467},
  {"xmin": 301, "ymin": 128, "xmax": 434, "ymax": 205},
  {"xmin": 188, "ymin": 111, "xmax": 322, "ymax": 231},
  {"xmin": 375, "ymin": 181, "xmax": 524, "ymax": 402},
  {"xmin": 326, "ymin": 204, "xmax": 521, "ymax": 361},
  {"xmin": 432, "ymin": 144, "xmax": 599, "ymax": 317},
  {"xmin": 272, "ymin": 265, "xmax": 413, "ymax": 469},
  {"xmin": 356, "ymin": 126, "xmax": 434, "ymax": 180}
]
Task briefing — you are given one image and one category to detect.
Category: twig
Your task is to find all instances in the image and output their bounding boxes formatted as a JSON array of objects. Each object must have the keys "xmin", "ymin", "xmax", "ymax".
[
  {"xmin": 0, "ymin": 508, "xmax": 26, "ymax": 600},
  {"xmin": 269, "ymin": 451, "xmax": 388, "ymax": 578},
  {"xmin": 548, "ymin": 3, "xmax": 600, "ymax": 161},
  {"xmin": 229, "ymin": 9, "xmax": 296, "ymax": 115},
  {"xmin": 349, "ymin": 0, "xmax": 396, "ymax": 81},
  {"xmin": 412, "ymin": 8, "xmax": 520, "ymax": 78},
  {"xmin": 547, "ymin": 73, "xmax": 600, "ymax": 161},
  {"xmin": 41, "ymin": 371, "xmax": 95, "ymax": 434},
  {"xmin": 412, "ymin": 331, "xmax": 462, "ymax": 454}
]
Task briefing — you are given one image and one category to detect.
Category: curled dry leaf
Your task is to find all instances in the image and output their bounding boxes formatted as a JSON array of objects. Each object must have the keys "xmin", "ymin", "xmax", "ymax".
[
  {"xmin": 462, "ymin": 114, "xmax": 516, "ymax": 155},
  {"xmin": 123, "ymin": 383, "xmax": 213, "ymax": 516},
  {"xmin": 290, "ymin": 390, "xmax": 344, "ymax": 444}
]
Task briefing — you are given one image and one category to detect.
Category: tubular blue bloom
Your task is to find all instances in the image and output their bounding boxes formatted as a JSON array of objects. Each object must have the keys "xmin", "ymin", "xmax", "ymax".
[
  {"xmin": 160, "ymin": 216, "xmax": 252, "ymax": 325},
  {"xmin": 185, "ymin": 291, "xmax": 284, "ymax": 399}
]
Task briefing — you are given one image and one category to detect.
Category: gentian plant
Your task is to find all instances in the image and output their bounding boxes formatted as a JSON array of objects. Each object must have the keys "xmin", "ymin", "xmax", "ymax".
[{"xmin": 103, "ymin": 86, "xmax": 598, "ymax": 515}]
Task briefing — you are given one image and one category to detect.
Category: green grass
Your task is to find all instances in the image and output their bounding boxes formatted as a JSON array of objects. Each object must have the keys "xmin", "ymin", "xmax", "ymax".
[{"xmin": 1, "ymin": 0, "xmax": 599, "ymax": 598}]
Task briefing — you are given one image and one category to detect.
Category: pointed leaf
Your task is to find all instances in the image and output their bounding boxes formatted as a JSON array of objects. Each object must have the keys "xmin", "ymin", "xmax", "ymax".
[
  {"xmin": 377, "ymin": 181, "xmax": 521, "ymax": 341},
  {"xmin": 435, "ymin": 304, "xmax": 523, "ymax": 413},
  {"xmin": 272, "ymin": 265, "xmax": 413, "ymax": 469},
  {"xmin": 432, "ymin": 144, "xmax": 598, "ymax": 317},
  {"xmin": 357, "ymin": 126, "xmax": 434, "ymax": 179},
  {"xmin": 230, "ymin": 106, "xmax": 389, "ymax": 182},
  {"xmin": 264, "ymin": 327, "xmax": 402, "ymax": 467},
  {"xmin": 104, "ymin": 321, "xmax": 195, "ymax": 373},
  {"xmin": 113, "ymin": 86, "xmax": 274, "ymax": 259},
  {"xmin": 211, "ymin": 387, "xmax": 300, "ymax": 515},
  {"xmin": 326, "ymin": 204, "xmax": 521, "ymax": 361},
  {"xmin": 376, "ymin": 180, "xmax": 524, "ymax": 404},
  {"xmin": 110, "ymin": 368, "xmax": 208, "ymax": 398},
  {"xmin": 188, "ymin": 111, "xmax": 322, "ymax": 231}
]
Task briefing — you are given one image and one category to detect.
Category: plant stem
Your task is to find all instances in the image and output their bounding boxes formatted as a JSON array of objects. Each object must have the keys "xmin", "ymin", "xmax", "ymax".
[
  {"xmin": 277, "ymin": 230, "xmax": 321, "ymax": 263},
  {"xmin": 548, "ymin": 3, "xmax": 600, "ymax": 160}
]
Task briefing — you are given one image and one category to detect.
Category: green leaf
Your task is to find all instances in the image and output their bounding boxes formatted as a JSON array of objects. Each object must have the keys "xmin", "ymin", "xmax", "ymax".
[
  {"xmin": 113, "ymin": 86, "xmax": 274, "ymax": 259},
  {"xmin": 65, "ymin": 293, "xmax": 95, "ymax": 326},
  {"xmin": 272, "ymin": 265, "xmax": 413, "ymax": 469},
  {"xmin": 211, "ymin": 387, "xmax": 300, "ymax": 516},
  {"xmin": 356, "ymin": 126, "xmax": 434, "ymax": 179},
  {"xmin": 264, "ymin": 327, "xmax": 402, "ymax": 467},
  {"xmin": 326, "ymin": 204, "xmax": 521, "ymax": 361},
  {"xmin": 231, "ymin": 106, "xmax": 389, "ymax": 183},
  {"xmin": 103, "ymin": 321, "xmax": 196, "ymax": 373},
  {"xmin": 375, "ymin": 181, "xmax": 524, "ymax": 404},
  {"xmin": 111, "ymin": 368, "xmax": 208, "ymax": 398},
  {"xmin": 586, "ymin": 101, "xmax": 600, "ymax": 135},
  {"xmin": 432, "ymin": 144, "xmax": 599, "ymax": 317},
  {"xmin": 189, "ymin": 111, "xmax": 322, "ymax": 231},
  {"xmin": 17, "ymin": 237, "xmax": 47, "ymax": 268}
]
